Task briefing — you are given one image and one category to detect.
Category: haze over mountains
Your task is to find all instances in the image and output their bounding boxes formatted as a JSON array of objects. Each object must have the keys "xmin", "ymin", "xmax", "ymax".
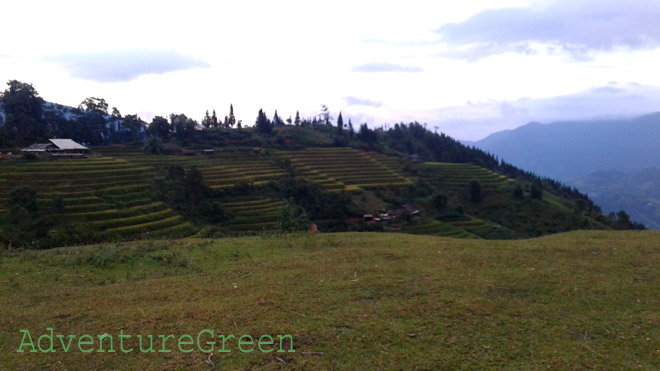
[{"xmin": 472, "ymin": 113, "xmax": 660, "ymax": 229}]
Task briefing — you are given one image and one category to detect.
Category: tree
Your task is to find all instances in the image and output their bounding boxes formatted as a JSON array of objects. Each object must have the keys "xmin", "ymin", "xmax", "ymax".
[
  {"xmin": 434, "ymin": 193, "xmax": 448, "ymax": 210},
  {"xmin": 255, "ymin": 109, "xmax": 272, "ymax": 134},
  {"xmin": 78, "ymin": 97, "xmax": 109, "ymax": 114},
  {"xmin": 273, "ymin": 110, "xmax": 285, "ymax": 127},
  {"xmin": 530, "ymin": 183, "xmax": 543, "ymax": 200},
  {"xmin": 2, "ymin": 80, "xmax": 44, "ymax": 118},
  {"xmin": 170, "ymin": 113, "xmax": 196, "ymax": 139},
  {"xmin": 202, "ymin": 110, "xmax": 212, "ymax": 128},
  {"xmin": 111, "ymin": 107, "xmax": 121, "ymax": 120},
  {"xmin": 357, "ymin": 124, "xmax": 377, "ymax": 143},
  {"xmin": 147, "ymin": 116, "xmax": 171, "ymax": 139},
  {"xmin": 167, "ymin": 164, "xmax": 185, "ymax": 182},
  {"xmin": 211, "ymin": 109, "xmax": 218, "ymax": 128},
  {"xmin": 575, "ymin": 199, "xmax": 587, "ymax": 214},
  {"xmin": 227, "ymin": 104, "xmax": 236, "ymax": 128},
  {"xmin": 8, "ymin": 186, "xmax": 38, "ymax": 214},
  {"xmin": 320, "ymin": 104, "xmax": 332, "ymax": 125},
  {"xmin": 294, "ymin": 111, "xmax": 301, "ymax": 126},
  {"xmin": 512, "ymin": 184, "xmax": 523, "ymax": 199},
  {"xmin": 348, "ymin": 118, "xmax": 354, "ymax": 137},
  {"xmin": 75, "ymin": 99, "xmax": 109, "ymax": 145},
  {"xmin": 143, "ymin": 136, "xmax": 163, "ymax": 154},
  {"xmin": 278, "ymin": 200, "xmax": 309, "ymax": 233},
  {"xmin": 337, "ymin": 112, "xmax": 344, "ymax": 135},
  {"xmin": 122, "ymin": 114, "xmax": 146, "ymax": 142},
  {"xmin": 616, "ymin": 210, "xmax": 632, "ymax": 229},
  {"xmin": 468, "ymin": 180, "xmax": 482, "ymax": 202},
  {"xmin": 1, "ymin": 80, "xmax": 45, "ymax": 143}
]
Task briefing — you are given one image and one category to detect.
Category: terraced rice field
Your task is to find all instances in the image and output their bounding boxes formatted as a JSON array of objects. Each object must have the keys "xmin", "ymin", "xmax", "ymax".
[
  {"xmin": 1, "ymin": 149, "xmax": 515, "ymax": 241},
  {"xmin": 0, "ymin": 158, "xmax": 194, "ymax": 240},
  {"xmin": 363, "ymin": 151, "xmax": 403, "ymax": 172},
  {"xmin": 277, "ymin": 147, "xmax": 411, "ymax": 191},
  {"xmin": 423, "ymin": 162, "xmax": 514, "ymax": 192},
  {"xmin": 97, "ymin": 147, "xmax": 286, "ymax": 189},
  {"xmin": 220, "ymin": 198, "xmax": 284, "ymax": 234}
]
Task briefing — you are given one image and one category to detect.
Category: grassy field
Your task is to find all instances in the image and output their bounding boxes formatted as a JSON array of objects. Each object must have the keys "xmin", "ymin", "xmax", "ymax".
[{"xmin": 1, "ymin": 231, "xmax": 659, "ymax": 369}]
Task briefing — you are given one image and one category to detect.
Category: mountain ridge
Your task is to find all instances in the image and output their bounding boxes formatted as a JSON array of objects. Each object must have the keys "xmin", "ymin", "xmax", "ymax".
[
  {"xmin": 475, "ymin": 113, "xmax": 660, "ymax": 180},
  {"xmin": 473, "ymin": 113, "xmax": 660, "ymax": 229}
]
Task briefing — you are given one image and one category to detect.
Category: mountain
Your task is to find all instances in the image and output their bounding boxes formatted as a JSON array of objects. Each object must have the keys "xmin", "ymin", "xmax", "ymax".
[
  {"xmin": 473, "ymin": 113, "xmax": 660, "ymax": 228},
  {"xmin": 474, "ymin": 113, "xmax": 660, "ymax": 181},
  {"xmin": 571, "ymin": 168, "xmax": 660, "ymax": 230}
]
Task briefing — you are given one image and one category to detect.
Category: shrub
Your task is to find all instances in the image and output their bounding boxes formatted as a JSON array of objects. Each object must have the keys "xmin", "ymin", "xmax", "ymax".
[
  {"xmin": 512, "ymin": 185, "xmax": 524, "ymax": 199},
  {"xmin": 531, "ymin": 184, "xmax": 543, "ymax": 200},
  {"xmin": 468, "ymin": 180, "xmax": 482, "ymax": 202}
]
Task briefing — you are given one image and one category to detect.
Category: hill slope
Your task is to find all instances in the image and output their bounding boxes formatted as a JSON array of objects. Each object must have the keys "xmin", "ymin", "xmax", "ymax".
[
  {"xmin": 1, "ymin": 146, "xmax": 617, "ymax": 246},
  {"xmin": 1, "ymin": 231, "xmax": 659, "ymax": 369},
  {"xmin": 474, "ymin": 113, "xmax": 660, "ymax": 228}
]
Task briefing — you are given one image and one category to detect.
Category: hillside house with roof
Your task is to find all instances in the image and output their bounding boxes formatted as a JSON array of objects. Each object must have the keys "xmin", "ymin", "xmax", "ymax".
[{"xmin": 22, "ymin": 139, "xmax": 90, "ymax": 158}]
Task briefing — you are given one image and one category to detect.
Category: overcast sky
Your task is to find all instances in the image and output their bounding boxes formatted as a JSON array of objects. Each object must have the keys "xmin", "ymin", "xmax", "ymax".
[{"xmin": 1, "ymin": 0, "xmax": 659, "ymax": 140}]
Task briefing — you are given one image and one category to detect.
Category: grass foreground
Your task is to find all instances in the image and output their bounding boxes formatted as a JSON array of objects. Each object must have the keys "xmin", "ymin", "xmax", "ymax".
[{"xmin": 1, "ymin": 231, "xmax": 659, "ymax": 369}]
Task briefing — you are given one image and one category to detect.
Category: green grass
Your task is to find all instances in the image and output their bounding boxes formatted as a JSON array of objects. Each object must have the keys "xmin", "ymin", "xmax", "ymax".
[{"xmin": 1, "ymin": 231, "xmax": 659, "ymax": 369}]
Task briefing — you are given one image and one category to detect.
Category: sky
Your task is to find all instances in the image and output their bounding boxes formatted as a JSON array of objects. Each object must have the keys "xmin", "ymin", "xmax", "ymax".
[{"xmin": 1, "ymin": 0, "xmax": 660, "ymax": 141}]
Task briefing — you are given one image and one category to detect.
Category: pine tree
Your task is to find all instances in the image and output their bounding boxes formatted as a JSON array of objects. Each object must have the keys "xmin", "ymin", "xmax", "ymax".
[
  {"xmin": 227, "ymin": 104, "xmax": 236, "ymax": 128},
  {"xmin": 211, "ymin": 110, "xmax": 218, "ymax": 128},
  {"xmin": 273, "ymin": 110, "xmax": 284, "ymax": 126},
  {"xmin": 294, "ymin": 111, "xmax": 301, "ymax": 126},
  {"xmin": 255, "ymin": 109, "xmax": 272, "ymax": 133},
  {"xmin": 348, "ymin": 118, "xmax": 354, "ymax": 137},
  {"xmin": 202, "ymin": 110, "xmax": 212, "ymax": 128},
  {"xmin": 337, "ymin": 112, "xmax": 344, "ymax": 135}
]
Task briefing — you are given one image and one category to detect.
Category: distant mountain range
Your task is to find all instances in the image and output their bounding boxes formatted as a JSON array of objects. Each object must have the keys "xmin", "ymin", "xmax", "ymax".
[
  {"xmin": 571, "ymin": 169, "xmax": 660, "ymax": 230},
  {"xmin": 471, "ymin": 113, "xmax": 660, "ymax": 229}
]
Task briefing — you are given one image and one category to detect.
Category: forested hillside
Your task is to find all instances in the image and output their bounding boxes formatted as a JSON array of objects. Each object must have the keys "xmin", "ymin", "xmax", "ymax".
[{"xmin": 0, "ymin": 81, "xmax": 643, "ymax": 248}]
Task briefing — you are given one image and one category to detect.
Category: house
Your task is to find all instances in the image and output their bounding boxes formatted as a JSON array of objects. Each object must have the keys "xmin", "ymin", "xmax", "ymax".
[
  {"xmin": 22, "ymin": 139, "xmax": 90, "ymax": 158},
  {"xmin": 161, "ymin": 143, "xmax": 184, "ymax": 155},
  {"xmin": 402, "ymin": 204, "xmax": 420, "ymax": 216}
]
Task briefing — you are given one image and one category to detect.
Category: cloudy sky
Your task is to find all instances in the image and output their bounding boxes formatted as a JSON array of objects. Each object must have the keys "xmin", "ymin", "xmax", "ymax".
[{"xmin": 1, "ymin": 0, "xmax": 659, "ymax": 140}]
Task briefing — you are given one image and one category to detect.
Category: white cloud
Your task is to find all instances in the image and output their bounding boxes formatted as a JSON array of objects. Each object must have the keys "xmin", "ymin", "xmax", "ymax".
[
  {"xmin": 48, "ymin": 50, "xmax": 209, "ymax": 82},
  {"xmin": 344, "ymin": 97, "xmax": 383, "ymax": 108},
  {"xmin": 435, "ymin": 0, "xmax": 660, "ymax": 60},
  {"xmin": 352, "ymin": 63, "xmax": 424, "ymax": 73},
  {"xmin": 428, "ymin": 82, "xmax": 660, "ymax": 140}
]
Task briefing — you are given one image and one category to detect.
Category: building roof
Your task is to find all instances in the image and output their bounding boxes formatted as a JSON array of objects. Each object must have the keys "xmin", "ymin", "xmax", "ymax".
[
  {"xmin": 49, "ymin": 139, "xmax": 88, "ymax": 150},
  {"xmin": 402, "ymin": 204, "xmax": 420, "ymax": 215},
  {"xmin": 162, "ymin": 143, "xmax": 183, "ymax": 151}
]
